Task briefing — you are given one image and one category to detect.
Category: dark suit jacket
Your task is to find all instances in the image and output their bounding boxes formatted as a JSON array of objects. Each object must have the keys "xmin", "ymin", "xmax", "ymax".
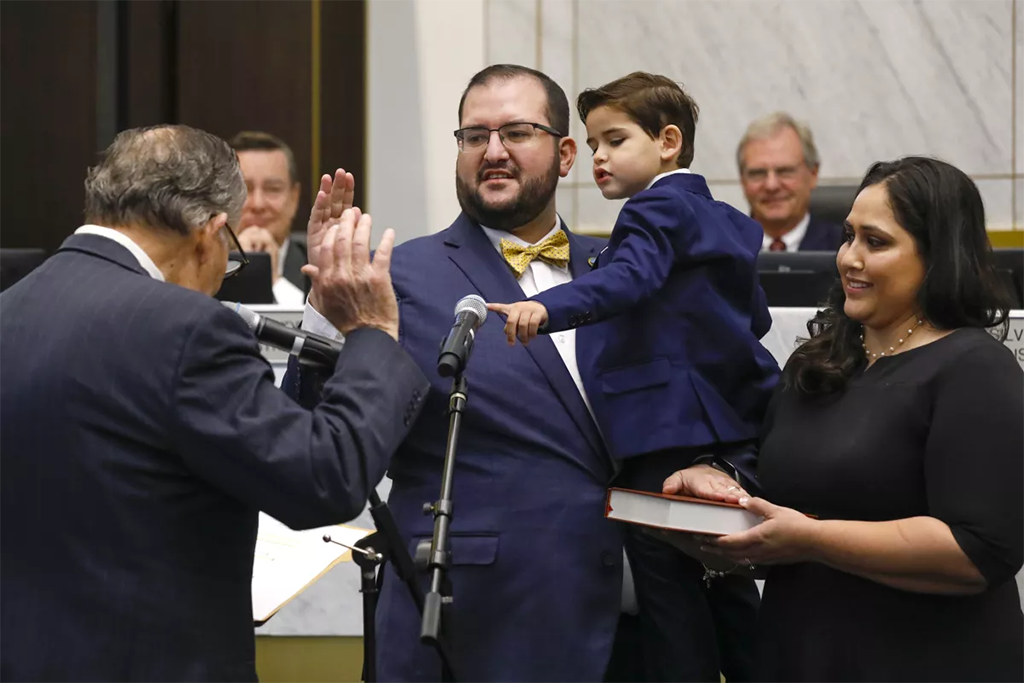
[
  {"xmin": 0, "ymin": 233, "xmax": 428, "ymax": 681},
  {"xmin": 534, "ymin": 173, "xmax": 780, "ymax": 463},
  {"xmin": 288, "ymin": 216, "xmax": 627, "ymax": 681},
  {"xmin": 282, "ymin": 232, "xmax": 311, "ymax": 295},
  {"xmin": 797, "ymin": 215, "xmax": 844, "ymax": 251}
]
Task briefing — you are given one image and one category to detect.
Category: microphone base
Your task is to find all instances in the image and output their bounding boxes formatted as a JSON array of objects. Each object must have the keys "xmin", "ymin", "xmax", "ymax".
[{"xmin": 355, "ymin": 492, "xmax": 460, "ymax": 681}]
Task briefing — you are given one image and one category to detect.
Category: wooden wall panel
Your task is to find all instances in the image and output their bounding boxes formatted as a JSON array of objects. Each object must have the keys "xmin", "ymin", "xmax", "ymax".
[
  {"xmin": 1, "ymin": 0, "xmax": 366, "ymax": 252},
  {"xmin": 123, "ymin": 0, "xmax": 178, "ymax": 129},
  {"xmin": 320, "ymin": 0, "xmax": 366, "ymax": 210},
  {"xmin": 176, "ymin": 1, "xmax": 314, "ymax": 222},
  {"xmin": 1, "ymin": 1, "xmax": 98, "ymax": 252}
]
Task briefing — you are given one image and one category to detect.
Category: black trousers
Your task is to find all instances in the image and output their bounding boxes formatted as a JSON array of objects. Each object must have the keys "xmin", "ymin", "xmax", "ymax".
[{"xmin": 606, "ymin": 449, "xmax": 760, "ymax": 682}]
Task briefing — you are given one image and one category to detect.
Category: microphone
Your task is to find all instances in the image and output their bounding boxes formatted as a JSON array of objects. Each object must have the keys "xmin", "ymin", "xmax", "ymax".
[
  {"xmin": 222, "ymin": 301, "xmax": 343, "ymax": 368},
  {"xmin": 436, "ymin": 294, "xmax": 488, "ymax": 377}
]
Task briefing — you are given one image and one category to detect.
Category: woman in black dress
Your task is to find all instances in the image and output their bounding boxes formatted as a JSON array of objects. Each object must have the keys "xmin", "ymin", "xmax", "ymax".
[{"xmin": 703, "ymin": 157, "xmax": 1023, "ymax": 681}]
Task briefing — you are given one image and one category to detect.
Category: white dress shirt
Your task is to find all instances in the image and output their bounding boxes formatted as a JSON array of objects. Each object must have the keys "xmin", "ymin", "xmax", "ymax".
[
  {"xmin": 761, "ymin": 212, "xmax": 810, "ymax": 252},
  {"xmin": 267, "ymin": 237, "xmax": 305, "ymax": 306},
  {"xmin": 277, "ymin": 237, "xmax": 291, "ymax": 279},
  {"xmin": 272, "ymin": 275, "xmax": 305, "ymax": 307},
  {"xmin": 74, "ymin": 225, "xmax": 164, "ymax": 281}
]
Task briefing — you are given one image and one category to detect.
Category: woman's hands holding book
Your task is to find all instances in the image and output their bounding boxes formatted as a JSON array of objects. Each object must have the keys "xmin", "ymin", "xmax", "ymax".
[
  {"xmin": 655, "ymin": 463, "xmax": 765, "ymax": 578},
  {"xmin": 702, "ymin": 497, "xmax": 820, "ymax": 566},
  {"xmin": 646, "ymin": 528, "xmax": 762, "ymax": 575},
  {"xmin": 656, "ymin": 463, "xmax": 817, "ymax": 574}
]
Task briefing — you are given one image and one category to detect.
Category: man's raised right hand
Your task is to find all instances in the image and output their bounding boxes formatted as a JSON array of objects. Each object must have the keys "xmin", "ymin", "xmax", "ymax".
[
  {"xmin": 306, "ymin": 169, "xmax": 356, "ymax": 312},
  {"xmin": 302, "ymin": 208, "xmax": 399, "ymax": 341}
]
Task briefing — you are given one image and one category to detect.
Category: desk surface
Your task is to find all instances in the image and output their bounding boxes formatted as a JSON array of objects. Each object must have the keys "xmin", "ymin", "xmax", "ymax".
[{"xmin": 763, "ymin": 308, "xmax": 1024, "ymax": 370}]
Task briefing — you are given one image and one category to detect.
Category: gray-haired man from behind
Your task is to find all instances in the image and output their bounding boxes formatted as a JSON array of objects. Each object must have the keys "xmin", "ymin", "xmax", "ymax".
[{"xmin": 0, "ymin": 124, "xmax": 428, "ymax": 681}]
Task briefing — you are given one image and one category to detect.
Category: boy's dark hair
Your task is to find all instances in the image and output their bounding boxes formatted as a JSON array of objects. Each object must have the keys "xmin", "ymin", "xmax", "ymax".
[
  {"xmin": 228, "ymin": 131, "xmax": 299, "ymax": 185},
  {"xmin": 458, "ymin": 64, "xmax": 570, "ymax": 137},
  {"xmin": 577, "ymin": 72, "xmax": 699, "ymax": 168}
]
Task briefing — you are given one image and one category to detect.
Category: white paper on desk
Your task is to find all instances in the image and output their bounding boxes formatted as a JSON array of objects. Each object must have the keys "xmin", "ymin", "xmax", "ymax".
[{"xmin": 252, "ymin": 512, "xmax": 371, "ymax": 624}]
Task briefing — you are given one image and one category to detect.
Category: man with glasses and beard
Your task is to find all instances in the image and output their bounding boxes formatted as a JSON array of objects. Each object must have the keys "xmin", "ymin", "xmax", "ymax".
[{"xmin": 293, "ymin": 65, "xmax": 627, "ymax": 681}]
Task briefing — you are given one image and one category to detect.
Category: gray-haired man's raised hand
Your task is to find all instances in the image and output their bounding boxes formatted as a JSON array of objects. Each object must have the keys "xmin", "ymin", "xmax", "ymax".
[
  {"xmin": 302, "ymin": 207, "xmax": 399, "ymax": 341},
  {"xmin": 307, "ymin": 169, "xmax": 355, "ymax": 268},
  {"xmin": 306, "ymin": 169, "xmax": 356, "ymax": 312}
]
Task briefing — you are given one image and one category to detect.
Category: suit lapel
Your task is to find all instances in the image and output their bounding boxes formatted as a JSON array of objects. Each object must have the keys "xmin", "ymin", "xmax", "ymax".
[
  {"xmin": 566, "ymin": 225, "xmax": 600, "ymax": 279},
  {"xmin": 804, "ymin": 218, "xmax": 834, "ymax": 251},
  {"xmin": 444, "ymin": 215, "xmax": 608, "ymax": 461},
  {"xmin": 283, "ymin": 240, "xmax": 311, "ymax": 294}
]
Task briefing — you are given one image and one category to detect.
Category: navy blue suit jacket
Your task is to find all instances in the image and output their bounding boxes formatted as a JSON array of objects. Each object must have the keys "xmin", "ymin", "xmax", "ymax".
[
  {"xmin": 288, "ymin": 215, "xmax": 626, "ymax": 681},
  {"xmin": 798, "ymin": 215, "xmax": 844, "ymax": 251},
  {"xmin": 0, "ymin": 234, "xmax": 428, "ymax": 681},
  {"xmin": 533, "ymin": 173, "xmax": 780, "ymax": 464}
]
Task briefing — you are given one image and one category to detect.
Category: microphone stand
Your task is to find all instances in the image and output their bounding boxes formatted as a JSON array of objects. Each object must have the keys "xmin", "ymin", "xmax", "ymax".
[
  {"xmin": 330, "ymin": 493, "xmax": 459, "ymax": 682},
  {"xmin": 321, "ymin": 369, "xmax": 469, "ymax": 681},
  {"xmin": 419, "ymin": 373, "xmax": 466, "ymax": 660}
]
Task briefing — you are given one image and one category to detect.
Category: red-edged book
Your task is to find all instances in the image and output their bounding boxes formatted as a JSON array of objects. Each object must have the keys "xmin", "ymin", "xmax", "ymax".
[{"xmin": 605, "ymin": 487, "xmax": 763, "ymax": 536}]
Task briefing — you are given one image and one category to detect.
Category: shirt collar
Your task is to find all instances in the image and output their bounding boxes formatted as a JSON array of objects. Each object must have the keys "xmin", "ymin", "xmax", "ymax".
[
  {"xmin": 645, "ymin": 167, "xmax": 691, "ymax": 190},
  {"xmin": 74, "ymin": 225, "xmax": 165, "ymax": 281},
  {"xmin": 761, "ymin": 212, "xmax": 810, "ymax": 251},
  {"xmin": 479, "ymin": 217, "xmax": 562, "ymax": 254}
]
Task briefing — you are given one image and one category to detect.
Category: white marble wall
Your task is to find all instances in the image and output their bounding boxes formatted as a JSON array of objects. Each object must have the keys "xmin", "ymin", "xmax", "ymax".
[
  {"xmin": 482, "ymin": 0, "xmax": 1022, "ymax": 233},
  {"xmin": 365, "ymin": 0, "xmax": 486, "ymax": 246}
]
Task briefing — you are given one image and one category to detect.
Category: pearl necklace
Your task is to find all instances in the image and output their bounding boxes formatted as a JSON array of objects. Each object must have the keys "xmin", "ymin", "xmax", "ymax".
[{"xmin": 861, "ymin": 319, "xmax": 924, "ymax": 360}]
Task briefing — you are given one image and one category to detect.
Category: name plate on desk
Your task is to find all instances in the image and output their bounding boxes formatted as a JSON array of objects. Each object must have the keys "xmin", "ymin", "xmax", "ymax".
[
  {"xmin": 989, "ymin": 311, "xmax": 1024, "ymax": 366},
  {"xmin": 766, "ymin": 308, "xmax": 1024, "ymax": 370}
]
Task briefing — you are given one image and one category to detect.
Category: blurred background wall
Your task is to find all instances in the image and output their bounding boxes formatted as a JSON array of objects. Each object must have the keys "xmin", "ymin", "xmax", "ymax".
[
  {"xmin": 2, "ymin": 0, "xmax": 1021, "ymax": 254},
  {"xmin": 370, "ymin": 0, "xmax": 1023, "ymax": 243}
]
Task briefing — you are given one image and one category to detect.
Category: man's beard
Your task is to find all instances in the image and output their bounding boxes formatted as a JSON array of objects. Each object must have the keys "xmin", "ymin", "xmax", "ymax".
[{"xmin": 456, "ymin": 157, "xmax": 560, "ymax": 233}]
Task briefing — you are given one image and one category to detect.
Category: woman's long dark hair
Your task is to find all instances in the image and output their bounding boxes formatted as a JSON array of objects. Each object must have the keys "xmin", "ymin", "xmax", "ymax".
[{"xmin": 783, "ymin": 156, "xmax": 1013, "ymax": 397}]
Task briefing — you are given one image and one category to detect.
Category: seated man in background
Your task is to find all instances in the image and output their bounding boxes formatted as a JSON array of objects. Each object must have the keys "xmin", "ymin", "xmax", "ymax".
[
  {"xmin": 737, "ymin": 112, "xmax": 842, "ymax": 252},
  {"xmin": 230, "ymin": 130, "xmax": 309, "ymax": 305}
]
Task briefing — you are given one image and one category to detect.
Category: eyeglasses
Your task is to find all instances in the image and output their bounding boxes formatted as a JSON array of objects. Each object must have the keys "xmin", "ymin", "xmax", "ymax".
[
  {"xmin": 454, "ymin": 122, "xmax": 564, "ymax": 152},
  {"xmin": 222, "ymin": 222, "xmax": 249, "ymax": 279},
  {"xmin": 742, "ymin": 165, "xmax": 802, "ymax": 184}
]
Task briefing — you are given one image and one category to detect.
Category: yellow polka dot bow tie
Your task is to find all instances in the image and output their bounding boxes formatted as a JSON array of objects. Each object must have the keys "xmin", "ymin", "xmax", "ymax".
[{"xmin": 499, "ymin": 230, "xmax": 570, "ymax": 278}]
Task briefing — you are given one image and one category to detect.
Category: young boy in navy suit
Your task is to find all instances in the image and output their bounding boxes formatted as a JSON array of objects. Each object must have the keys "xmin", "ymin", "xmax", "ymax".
[{"xmin": 489, "ymin": 72, "xmax": 780, "ymax": 681}]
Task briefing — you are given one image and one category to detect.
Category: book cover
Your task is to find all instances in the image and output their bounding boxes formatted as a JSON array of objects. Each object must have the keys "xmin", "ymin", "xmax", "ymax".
[{"xmin": 605, "ymin": 487, "xmax": 763, "ymax": 536}]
